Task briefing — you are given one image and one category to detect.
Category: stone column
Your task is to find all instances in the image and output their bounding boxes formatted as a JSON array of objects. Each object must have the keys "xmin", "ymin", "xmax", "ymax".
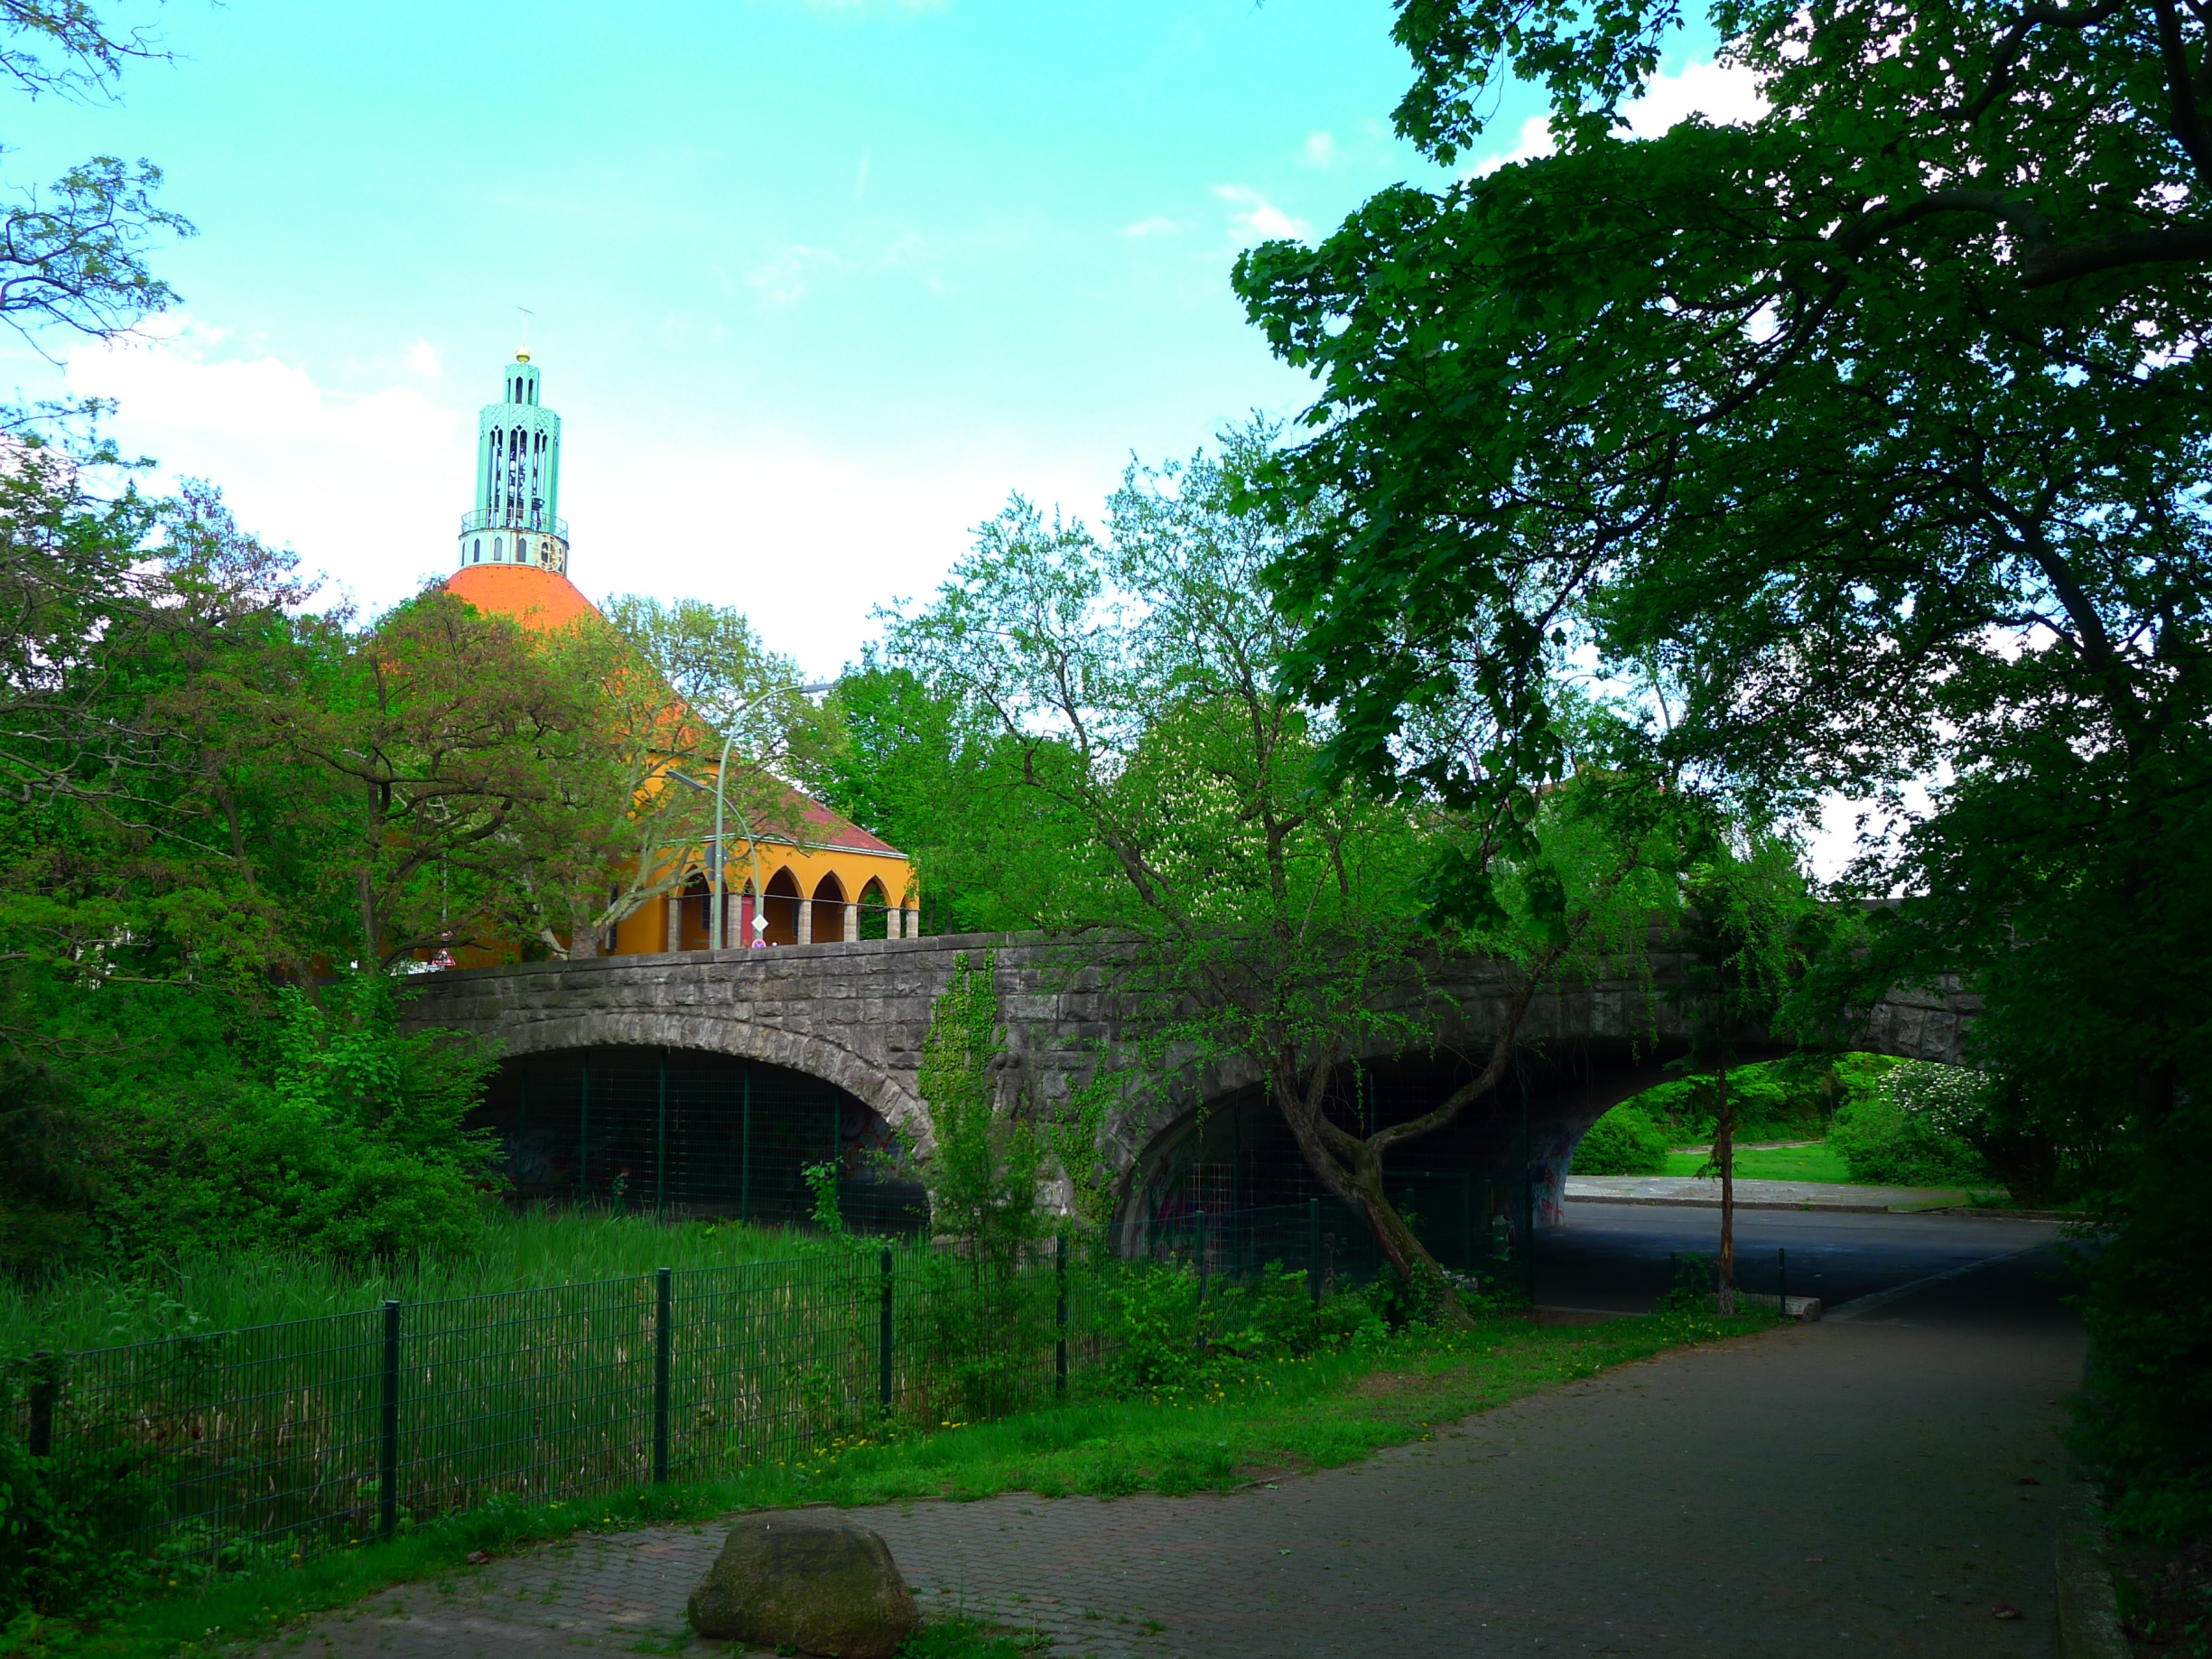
[
  {"xmin": 797, "ymin": 898, "xmax": 813, "ymax": 946},
  {"xmin": 665, "ymin": 892, "xmax": 683, "ymax": 954},
  {"xmin": 843, "ymin": 901, "xmax": 860, "ymax": 944},
  {"xmin": 723, "ymin": 896, "xmax": 741, "ymax": 950},
  {"xmin": 903, "ymin": 904, "xmax": 919, "ymax": 938}
]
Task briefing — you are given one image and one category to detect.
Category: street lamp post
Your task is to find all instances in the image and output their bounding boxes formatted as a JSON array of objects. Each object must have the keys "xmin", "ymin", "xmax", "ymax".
[
  {"xmin": 702, "ymin": 681, "xmax": 831, "ymax": 951},
  {"xmin": 708, "ymin": 729, "xmax": 768, "ymax": 950}
]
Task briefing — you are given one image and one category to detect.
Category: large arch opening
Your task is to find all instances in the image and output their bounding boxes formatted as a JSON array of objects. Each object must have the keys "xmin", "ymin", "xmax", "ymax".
[
  {"xmin": 761, "ymin": 867, "xmax": 802, "ymax": 946},
  {"xmin": 811, "ymin": 871, "xmax": 848, "ymax": 943},
  {"xmin": 474, "ymin": 1046, "xmax": 927, "ymax": 1236},
  {"xmin": 1122, "ymin": 1040, "xmax": 1686, "ymax": 1286}
]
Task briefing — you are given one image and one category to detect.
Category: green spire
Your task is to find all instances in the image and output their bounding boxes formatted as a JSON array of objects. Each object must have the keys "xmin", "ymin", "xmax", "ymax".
[{"xmin": 457, "ymin": 351, "xmax": 570, "ymax": 574}]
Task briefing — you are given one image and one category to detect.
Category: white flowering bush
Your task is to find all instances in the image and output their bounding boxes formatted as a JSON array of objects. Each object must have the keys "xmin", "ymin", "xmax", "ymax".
[{"xmin": 1829, "ymin": 1061, "xmax": 1992, "ymax": 1188}]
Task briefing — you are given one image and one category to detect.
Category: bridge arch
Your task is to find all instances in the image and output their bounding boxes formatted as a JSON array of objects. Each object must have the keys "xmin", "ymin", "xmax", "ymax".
[
  {"xmin": 477, "ymin": 1038, "xmax": 925, "ymax": 1231},
  {"xmin": 478, "ymin": 1006, "xmax": 926, "ymax": 1142}
]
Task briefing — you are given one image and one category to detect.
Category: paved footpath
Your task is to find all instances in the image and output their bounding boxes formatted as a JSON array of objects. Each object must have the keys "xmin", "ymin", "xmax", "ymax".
[{"xmin": 251, "ymin": 1247, "xmax": 2081, "ymax": 1659}]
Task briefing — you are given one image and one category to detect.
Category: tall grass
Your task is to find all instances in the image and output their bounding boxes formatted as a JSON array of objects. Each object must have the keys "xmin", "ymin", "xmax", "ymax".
[{"xmin": 1, "ymin": 1209, "xmax": 841, "ymax": 1356}]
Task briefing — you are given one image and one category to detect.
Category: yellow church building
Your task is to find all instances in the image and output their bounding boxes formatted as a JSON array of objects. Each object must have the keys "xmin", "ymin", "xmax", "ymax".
[{"xmin": 441, "ymin": 350, "xmax": 916, "ymax": 958}]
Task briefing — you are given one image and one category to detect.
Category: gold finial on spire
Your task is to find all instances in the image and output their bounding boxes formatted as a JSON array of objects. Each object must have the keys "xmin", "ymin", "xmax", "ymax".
[{"xmin": 516, "ymin": 305, "xmax": 534, "ymax": 362}]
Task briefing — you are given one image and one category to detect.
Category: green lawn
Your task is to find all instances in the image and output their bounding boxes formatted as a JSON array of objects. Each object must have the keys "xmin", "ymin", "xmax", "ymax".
[
  {"xmin": 1661, "ymin": 1142, "xmax": 1854, "ymax": 1183},
  {"xmin": 47, "ymin": 1306, "xmax": 1779, "ymax": 1659}
]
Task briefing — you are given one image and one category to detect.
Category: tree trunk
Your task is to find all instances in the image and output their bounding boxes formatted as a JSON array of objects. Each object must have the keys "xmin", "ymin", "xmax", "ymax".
[
  {"xmin": 1715, "ymin": 1064, "xmax": 1735, "ymax": 1315},
  {"xmin": 1269, "ymin": 1057, "xmax": 1477, "ymax": 1329}
]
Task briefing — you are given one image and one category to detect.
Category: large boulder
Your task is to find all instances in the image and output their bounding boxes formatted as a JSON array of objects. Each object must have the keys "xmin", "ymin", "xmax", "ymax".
[{"xmin": 686, "ymin": 1513, "xmax": 921, "ymax": 1658}]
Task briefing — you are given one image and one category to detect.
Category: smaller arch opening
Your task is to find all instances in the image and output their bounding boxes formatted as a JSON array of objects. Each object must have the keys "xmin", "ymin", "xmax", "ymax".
[
  {"xmin": 679, "ymin": 871, "xmax": 713, "ymax": 952},
  {"xmin": 761, "ymin": 867, "xmax": 802, "ymax": 946},
  {"xmin": 810, "ymin": 871, "xmax": 848, "ymax": 944},
  {"xmin": 857, "ymin": 877, "xmax": 890, "ymax": 941}
]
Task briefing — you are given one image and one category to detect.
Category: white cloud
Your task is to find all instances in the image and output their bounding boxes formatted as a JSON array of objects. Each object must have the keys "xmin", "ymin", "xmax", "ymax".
[
  {"xmin": 748, "ymin": 243, "xmax": 843, "ymax": 306},
  {"xmin": 1622, "ymin": 58, "xmax": 1767, "ymax": 136},
  {"xmin": 1302, "ymin": 130, "xmax": 1337, "ymax": 168},
  {"xmin": 1120, "ymin": 215, "xmax": 1180, "ymax": 238},
  {"xmin": 1212, "ymin": 184, "xmax": 1310, "ymax": 245},
  {"xmin": 747, "ymin": 227, "xmax": 936, "ymax": 307},
  {"xmin": 563, "ymin": 428, "xmax": 1106, "ymax": 680},
  {"xmin": 1473, "ymin": 116, "xmax": 1556, "ymax": 178},
  {"xmin": 62, "ymin": 315, "xmax": 466, "ymax": 610},
  {"xmin": 406, "ymin": 339, "xmax": 443, "ymax": 377},
  {"xmin": 1471, "ymin": 59, "xmax": 1767, "ymax": 175}
]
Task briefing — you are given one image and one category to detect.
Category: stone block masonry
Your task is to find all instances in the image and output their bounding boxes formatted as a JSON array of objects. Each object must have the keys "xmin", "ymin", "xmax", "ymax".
[{"xmin": 400, "ymin": 929, "xmax": 1976, "ymax": 1206}]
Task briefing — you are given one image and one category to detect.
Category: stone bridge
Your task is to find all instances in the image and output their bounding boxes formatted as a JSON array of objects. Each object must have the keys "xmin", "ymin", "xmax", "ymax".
[{"xmin": 400, "ymin": 931, "xmax": 1975, "ymax": 1232}]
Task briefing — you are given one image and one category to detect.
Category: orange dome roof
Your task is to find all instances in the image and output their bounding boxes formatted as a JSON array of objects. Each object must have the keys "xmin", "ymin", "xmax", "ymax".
[{"xmin": 444, "ymin": 564, "xmax": 600, "ymax": 633}]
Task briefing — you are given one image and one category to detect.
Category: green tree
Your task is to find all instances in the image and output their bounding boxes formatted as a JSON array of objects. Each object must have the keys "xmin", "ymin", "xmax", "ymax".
[
  {"xmin": 1671, "ymin": 839, "xmax": 1810, "ymax": 1309},
  {"xmin": 890, "ymin": 425, "xmax": 1675, "ymax": 1321},
  {"xmin": 820, "ymin": 659, "xmax": 1094, "ymax": 936},
  {"xmin": 1232, "ymin": 0, "xmax": 2211, "ymax": 1509}
]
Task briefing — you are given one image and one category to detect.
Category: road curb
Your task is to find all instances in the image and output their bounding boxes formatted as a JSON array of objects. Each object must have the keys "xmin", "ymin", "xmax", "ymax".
[
  {"xmin": 2056, "ymin": 1479, "xmax": 2128, "ymax": 1659},
  {"xmin": 1565, "ymin": 1192, "xmax": 2066, "ymax": 1217},
  {"xmin": 1567, "ymin": 1192, "xmax": 1938, "ymax": 1215}
]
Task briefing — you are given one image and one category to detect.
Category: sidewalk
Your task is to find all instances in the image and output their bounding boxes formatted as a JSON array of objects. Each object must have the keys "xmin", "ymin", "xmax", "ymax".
[
  {"xmin": 1566, "ymin": 1173, "xmax": 1982, "ymax": 1212},
  {"xmin": 251, "ymin": 1245, "xmax": 2080, "ymax": 1659}
]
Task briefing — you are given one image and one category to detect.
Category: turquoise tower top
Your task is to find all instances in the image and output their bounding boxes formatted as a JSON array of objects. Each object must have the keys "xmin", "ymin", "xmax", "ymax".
[{"xmin": 456, "ymin": 350, "xmax": 570, "ymax": 575}]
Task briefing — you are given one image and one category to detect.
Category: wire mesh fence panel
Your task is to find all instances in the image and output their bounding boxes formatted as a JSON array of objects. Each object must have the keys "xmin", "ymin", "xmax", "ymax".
[
  {"xmin": 889, "ymin": 1247, "xmax": 1064, "ymax": 1428},
  {"xmin": 401, "ymin": 1277, "xmax": 657, "ymax": 1523},
  {"xmin": 24, "ymin": 1309, "xmax": 386, "ymax": 1565},
  {"xmin": 666, "ymin": 1254, "xmax": 882, "ymax": 1480}
]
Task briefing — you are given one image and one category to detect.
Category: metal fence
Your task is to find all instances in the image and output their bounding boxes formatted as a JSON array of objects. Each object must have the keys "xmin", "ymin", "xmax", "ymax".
[
  {"xmin": 7, "ymin": 1199, "xmax": 1521, "ymax": 1580},
  {"xmin": 10, "ymin": 1241, "xmax": 1086, "ymax": 1574}
]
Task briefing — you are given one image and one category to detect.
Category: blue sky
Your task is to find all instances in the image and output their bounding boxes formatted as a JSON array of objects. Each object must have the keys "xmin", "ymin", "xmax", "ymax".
[{"xmin": 5, "ymin": 0, "xmax": 1748, "ymax": 676}]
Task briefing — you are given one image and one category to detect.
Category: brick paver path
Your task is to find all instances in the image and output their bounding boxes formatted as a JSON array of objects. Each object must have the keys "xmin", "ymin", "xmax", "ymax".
[{"xmin": 252, "ymin": 1248, "xmax": 2079, "ymax": 1659}]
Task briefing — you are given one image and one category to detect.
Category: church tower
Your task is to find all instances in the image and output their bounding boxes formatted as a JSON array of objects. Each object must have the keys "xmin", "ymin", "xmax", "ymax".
[{"xmin": 457, "ymin": 350, "xmax": 569, "ymax": 575}]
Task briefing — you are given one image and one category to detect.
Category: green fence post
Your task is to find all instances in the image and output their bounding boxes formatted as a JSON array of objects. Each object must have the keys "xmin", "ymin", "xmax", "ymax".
[
  {"xmin": 1520, "ymin": 1174, "xmax": 1537, "ymax": 1306},
  {"xmin": 655, "ymin": 1050, "xmax": 669, "ymax": 1219},
  {"xmin": 1306, "ymin": 1198, "xmax": 1321, "ymax": 1305},
  {"xmin": 1194, "ymin": 1208, "xmax": 1209, "ymax": 1319},
  {"xmin": 1055, "ymin": 1234, "xmax": 1069, "ymax": 1399},
  {"xmin": 1460, "ymin": 1171, "xmax": 1474, "ymax": 1273},
  {"xmin": 25, "ymin": 1352, "xmax": 54, "ymax": 1459},
  {"xmin": 878, "ymin": 1248, "xmax": 894, "ymax": 1412},
  {"xmin": 379, "ymin": 1300, "xmax": 400, "ymax": 1541},
  {"xmin": 653, "ymin": 1268, "xmax": 672, "ymax": 1483}
]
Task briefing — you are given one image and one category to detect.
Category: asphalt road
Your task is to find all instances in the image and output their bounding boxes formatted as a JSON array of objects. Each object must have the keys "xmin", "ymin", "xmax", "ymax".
[{"xmin": 1536, "ymin": 1200, "xmax": 2069, "ymax": 1314}]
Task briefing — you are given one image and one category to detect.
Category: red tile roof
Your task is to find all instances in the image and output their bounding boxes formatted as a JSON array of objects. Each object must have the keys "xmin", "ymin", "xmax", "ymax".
[{"xmin": 442, "ymin": 564, "xmax": 904, "ymax": 862}]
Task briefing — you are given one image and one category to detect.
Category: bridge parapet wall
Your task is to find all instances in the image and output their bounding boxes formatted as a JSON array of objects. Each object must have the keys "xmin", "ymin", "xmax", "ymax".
[{"xmin": 397, "ymin": 932, "xmax": 1978, "ymax": 1181}]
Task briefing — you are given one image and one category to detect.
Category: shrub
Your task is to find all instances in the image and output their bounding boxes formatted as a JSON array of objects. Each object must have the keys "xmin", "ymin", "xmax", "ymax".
[
  {"xmin": 0, "ymin": 1409, "xmax": 161, "ymax": 1621},
  {"xmin": 101, "ymin": 972, "xmax": 499, "ymax": 1263},
  {"xmin": 1618, "ymin": 1053, "xmax": 1896, "ymax": 1143},
  {"xmin": 1090, "ymin": 1260, "xmax": 1381, "ymax": 1399},
  {"xmin": 1569, "ymin": 1104, "xmax": 1670, "ymax": 1175},
  {"xmin": 2073, "ymin": 1100, "xmax": 2212, "ymax": 1542},
  {"xmin": 1827, "ymin": 1062, "xmax": 1990, "ymax": 1187}
]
